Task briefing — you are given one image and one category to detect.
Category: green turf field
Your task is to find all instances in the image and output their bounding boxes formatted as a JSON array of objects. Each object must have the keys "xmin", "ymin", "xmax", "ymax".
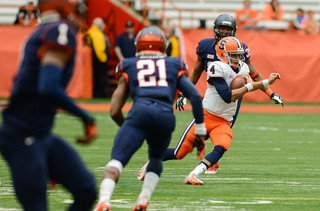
[{"xmin": 0, "ymin": 109, "xmax": 319, "ymax": 210}]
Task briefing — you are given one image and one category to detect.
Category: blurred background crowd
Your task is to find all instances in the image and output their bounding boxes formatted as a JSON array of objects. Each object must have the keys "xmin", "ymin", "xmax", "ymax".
[{"xmin": 0, "ymin": 0, "xmax": 320, "ymax": 101}]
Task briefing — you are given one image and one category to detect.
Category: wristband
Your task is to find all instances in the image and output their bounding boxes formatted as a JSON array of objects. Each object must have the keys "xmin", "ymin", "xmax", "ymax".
[
  {"xmin": 262, "ymin": 79, "xmax": 270, "ymax": 88},
  {"xmin": 245, "ymin": 83, "xmax": 253, "ymax": 92}
]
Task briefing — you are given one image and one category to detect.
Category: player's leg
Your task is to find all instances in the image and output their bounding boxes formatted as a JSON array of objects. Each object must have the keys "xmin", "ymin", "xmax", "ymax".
[
  {"xmin": 96, "ymin": 120, "xmax": 146, "ymax": 210},
  {"xmin": 186, "ymin": 121, "xmax": 232, "ymax": 185},
  {"xmin": 0, "ymin": 127, "xmax": 48, "ymax": 210},
  {"xmin": 138, "ymin": 119, "xmax": 207, "ymax": 181},
  {"xmin": 134, "ymin": 109, "xmax": 175, "ymax": 210},
  {"xmin": 47, "ymin": 135, "xmax": 97, "ymax": 211}
]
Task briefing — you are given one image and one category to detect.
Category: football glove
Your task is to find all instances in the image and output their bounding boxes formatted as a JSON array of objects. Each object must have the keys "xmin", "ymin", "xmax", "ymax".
[
  {"xmin": 270, "ymin": 93, "xmax": 284, "ymax": 107},
  {"xmin": 194, "ymin": 123, "xmax": 207, "ymax": 160},
  {"xmin": 77, "ymin": 116, "xmax": 98, "ymax": 144},
  {"xmin": 176, "ymin": 93, "xmax": 186, "ymax": 111}
]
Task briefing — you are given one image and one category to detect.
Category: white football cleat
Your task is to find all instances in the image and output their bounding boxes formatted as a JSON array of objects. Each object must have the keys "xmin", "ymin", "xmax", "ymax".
[
  {"xmin": 184, "ymin": 174, "xmax": 203, "ymax": 185},
  {"xmin": 137, "ymin": 161, "xmax": 150, "ymax": 181},
  {"xmin": 132, "ymin": 196, "xmax": 149, "ymax": 211}
]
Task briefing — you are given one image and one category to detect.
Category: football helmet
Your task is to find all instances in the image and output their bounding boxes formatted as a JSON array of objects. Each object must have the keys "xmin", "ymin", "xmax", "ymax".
[
  {"xmin": 135, "ymin": 26, "xmax": 166, "ymax": 53},
  {"xmin": 213, "ymin": 14, "xmax": 237, "ymax": 40},
  {"xmin": 216, "ymin": 37, "xmax": 244, "ymax": 70}
]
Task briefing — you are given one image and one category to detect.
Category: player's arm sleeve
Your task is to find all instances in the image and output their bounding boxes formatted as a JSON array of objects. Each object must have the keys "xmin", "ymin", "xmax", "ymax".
[
  {"xmin": 208, "ymin": 77, "xmax": 232, "ymax": 103},
  {"xmin": 207, "ymin": 63, "xmax": 232, "ymax": 103},
  {"xmin": 178, "ymin": 74, "xmax": 204, "ymax": 124},
  {"xmin": 38, "ymin": 64, "xmax": 90, "ymax": 122}
]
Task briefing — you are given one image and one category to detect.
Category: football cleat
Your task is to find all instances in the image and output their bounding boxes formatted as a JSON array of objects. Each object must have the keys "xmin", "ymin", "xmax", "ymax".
[
  {"xmin": 205, "ymin": 162, "xmax": 220, "ymax": 174},
  {"xmin": 137, "ymin": 161, "xmax": 150, "ymax": 181},
  {"xmin": 132, "ymin": 196, "xmax": 149, "ymax": 211},
  {"xmin": 94, "ymin": 200, "xmax": 111, "ymax": 211},
  {"xmin": 184, "ymin": 174, "xmax": 203, "ymax": 185}
]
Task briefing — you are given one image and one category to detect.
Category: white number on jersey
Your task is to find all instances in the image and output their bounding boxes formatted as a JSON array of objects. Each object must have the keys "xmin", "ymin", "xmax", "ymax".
[
  {"xmin": 137, "ymin": 59, "xmax": 168, "ymax": 87},
  {"xmin": 57, "ymin": 23, "xmax": 69, "ymax": 45}
]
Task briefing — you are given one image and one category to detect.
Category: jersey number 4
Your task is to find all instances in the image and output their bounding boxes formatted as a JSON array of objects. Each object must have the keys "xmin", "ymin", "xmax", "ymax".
[{"xmin": 137, "ymin": 59, "xmax": 168, "ymax": 87}]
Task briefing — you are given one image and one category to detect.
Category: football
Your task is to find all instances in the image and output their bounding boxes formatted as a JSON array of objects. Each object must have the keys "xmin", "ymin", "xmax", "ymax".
[{"xmin": 230, "ymin": 75, "xmax": 246, "ymax": 90}]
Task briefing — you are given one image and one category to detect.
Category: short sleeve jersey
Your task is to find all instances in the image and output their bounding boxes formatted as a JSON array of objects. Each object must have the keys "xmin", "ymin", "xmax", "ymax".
[
  {"xmin": 2, "ymin": 20, "xmax": 77, "ymax": 135},
  {"xmin": 196, "ymin": 38, "xmax": 251, "ymax": 72},
  {"xmin": 202, "ymin": 61, "xmax": 250, "ymax": 122},
  {"xmin": 115, "ymin": 56, "xmax": 188, "ymax": 110}
]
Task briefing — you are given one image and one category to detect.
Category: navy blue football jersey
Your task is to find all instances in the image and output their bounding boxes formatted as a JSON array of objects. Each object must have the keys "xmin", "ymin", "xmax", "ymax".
[
  {"xmin": 116, "ymin": 56, "xmax": 188, "ymax": 109},
  {"xmin": 2, "ymin": 20, "xmax": 76, "ymax": 135},
  {"xmin": 196, "ymin": 38, "xmax": 251, "ymax": 72}
]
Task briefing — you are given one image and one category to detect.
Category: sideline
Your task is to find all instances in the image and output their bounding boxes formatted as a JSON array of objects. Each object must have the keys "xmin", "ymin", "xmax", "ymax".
[
  {"xmin": 1, "ymin": 103, "xmax": 320, "ymax": 113},
  {"xmin": 77, "ymin": 103, "xmax": 320, "ymax": 114}
]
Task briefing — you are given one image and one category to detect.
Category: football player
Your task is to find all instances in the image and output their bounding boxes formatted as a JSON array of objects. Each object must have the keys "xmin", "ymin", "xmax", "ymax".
[
  {"xmin": 177, "ymin": 14, "xmax": 283, "ymax": 174},
  {"xmin": 183, "ymin": 37, "xmax": 281, "ymax": 185},
  {"xmin": 0, "ymin": 0, "xmax": 98, "ymax": 210},
  {"xmin": 94, "ymin": 26, "xmax": 206, "ymax": 211}
]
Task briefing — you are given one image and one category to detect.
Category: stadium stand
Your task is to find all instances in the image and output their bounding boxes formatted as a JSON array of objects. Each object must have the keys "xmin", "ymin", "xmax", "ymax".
[
  {"xmin": 122, "ymin": 0, "xmax": 320, "ymax": 30},
  {"xmin": 0, "ymin": 0, "xmax": 34, "ymax": 25}
]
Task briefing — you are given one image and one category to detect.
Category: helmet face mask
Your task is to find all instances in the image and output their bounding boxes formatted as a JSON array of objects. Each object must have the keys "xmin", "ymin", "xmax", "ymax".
[
  {"xmin": 135, "ymin": 26, "xmax": 167, "ymax": 55},
  {"xmin": 216, "ymin": 37, "xmax": 244, "ymax": 70},
  {"xmin": 213, "ymin": 14, "xmax": 237, "ymax": 40}
]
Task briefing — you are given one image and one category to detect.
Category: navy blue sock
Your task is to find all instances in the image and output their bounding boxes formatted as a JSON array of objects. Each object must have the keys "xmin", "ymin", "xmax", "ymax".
[
  {"xmin": 204, "ymin": 145, "xmax": 225, "ymax": 165},
  {"xmin": 162, "ymin": 148, "xmax": 177, "ymax": 161}
]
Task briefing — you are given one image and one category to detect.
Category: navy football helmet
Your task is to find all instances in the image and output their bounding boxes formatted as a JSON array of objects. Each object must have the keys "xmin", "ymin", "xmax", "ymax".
[{"xmin": 213, "ymin": 14, "xmax": 237, "ymax": 40}]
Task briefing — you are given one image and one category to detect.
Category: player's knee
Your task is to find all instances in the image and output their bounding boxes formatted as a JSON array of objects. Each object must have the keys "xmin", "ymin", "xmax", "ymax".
[
  {"xmin": 147, "ymin": 157, "xmax": 163, "ymax": 176},
  {"xmin": 215, "ymin": 145, "xmax": 226, "ymax": 154},
  {"xmin": 204, "ymin": 145, "xmax": 226, "ymax": 165},
  {"xmin": 105, "ymin": 159, "xmax": 123, "ymax": 182}
]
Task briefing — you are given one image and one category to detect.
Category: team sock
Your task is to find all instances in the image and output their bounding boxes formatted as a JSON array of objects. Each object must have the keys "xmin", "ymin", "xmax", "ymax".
[
  {"xmin": 97, "ymin": 178, "xmax": 116, "ymax": 204},
  {"xmin": 138, "ymin": 172, "xmax": 159, "ymax": 200},
  {"xmin": 190, "ymin": 162, "xmax": 208, "ymax": 177}
]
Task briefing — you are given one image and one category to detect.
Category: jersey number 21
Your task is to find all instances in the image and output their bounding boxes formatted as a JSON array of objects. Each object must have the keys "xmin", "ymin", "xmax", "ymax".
[{"xmin": 137, "ymin": 59, "xmax": 168, "ymax": 87}]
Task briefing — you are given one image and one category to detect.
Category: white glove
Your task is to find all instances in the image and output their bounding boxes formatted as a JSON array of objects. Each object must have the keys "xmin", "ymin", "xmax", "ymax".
[
  {"xmin": 176, "ymin": 93, "xmax": 187, "ymax": 111},
  {"xmin": 195, "ymin": 122, "xmax": 206, "ymax": 136}
]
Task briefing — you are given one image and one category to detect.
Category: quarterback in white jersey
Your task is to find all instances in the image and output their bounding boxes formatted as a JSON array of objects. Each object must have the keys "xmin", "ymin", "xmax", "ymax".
[
  {"xmin": 203, "ymin": 60, "xmax": 249, "ymax": 122},
  {"xmin": 183, "ymin": 36, "xmax": 281, "ymax": 185}
]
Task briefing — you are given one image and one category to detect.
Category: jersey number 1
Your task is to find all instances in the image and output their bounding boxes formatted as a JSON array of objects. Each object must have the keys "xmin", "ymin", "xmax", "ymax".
[{"xmin": 137, "ymin": 59, "xmax": 168, "ymax": 87}]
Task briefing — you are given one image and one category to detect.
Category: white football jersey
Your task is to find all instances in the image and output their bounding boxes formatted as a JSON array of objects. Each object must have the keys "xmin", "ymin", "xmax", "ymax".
[{"xmin": 202, "ymin": 61, "xmax": 250, "ymax": 122}]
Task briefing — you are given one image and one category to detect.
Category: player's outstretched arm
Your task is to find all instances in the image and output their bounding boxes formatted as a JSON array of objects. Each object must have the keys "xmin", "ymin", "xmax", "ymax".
[
  {"xmin": 39, "ymin": 48, "xmax": 98, "ymax": 143},
  {"xmin": 231, "ymin": 73, "xmax": 281, "ymax": 102},
  {"xmin": 110, "ymin": 76, "xmax": 129, "ymax": 127},
  {"xmin": 247, "ymin": 59, "xmax": 284, "ymax": 106}
]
